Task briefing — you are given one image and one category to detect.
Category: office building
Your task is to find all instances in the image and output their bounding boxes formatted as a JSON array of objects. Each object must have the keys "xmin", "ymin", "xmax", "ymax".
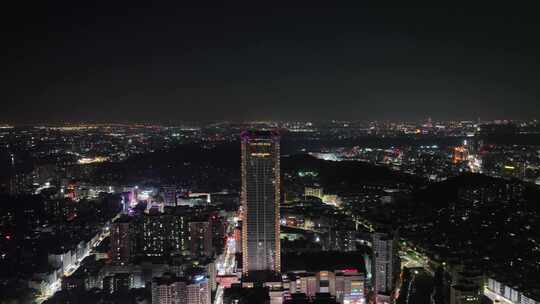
[
  {"xmin": 241, "ymin": 130, "xmax": 281, "ymax": 275},
  {"xmin": 335, "ymin": 272, "xmax": 365, "ymax": 304},
  {"xmin": 287, "ymin": 270, "xmax": 366, "ymax": 304}
]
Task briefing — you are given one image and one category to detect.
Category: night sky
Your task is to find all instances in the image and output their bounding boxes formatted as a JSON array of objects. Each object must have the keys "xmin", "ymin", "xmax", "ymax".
[{"xmin": 3, "ymin": 3, "xmax": 540, "ymax": 123}]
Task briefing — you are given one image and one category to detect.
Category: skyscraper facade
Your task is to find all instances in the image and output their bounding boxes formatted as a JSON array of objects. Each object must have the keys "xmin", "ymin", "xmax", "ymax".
[{"xmin": 241, "ymin": 130, "xmax": 281, "ymax": 275}]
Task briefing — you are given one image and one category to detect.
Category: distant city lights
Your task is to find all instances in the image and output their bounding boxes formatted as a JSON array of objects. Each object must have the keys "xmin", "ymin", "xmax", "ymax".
[{"xmin": 77, "ymin": 156, "xmax": 109, "ymax": 164}]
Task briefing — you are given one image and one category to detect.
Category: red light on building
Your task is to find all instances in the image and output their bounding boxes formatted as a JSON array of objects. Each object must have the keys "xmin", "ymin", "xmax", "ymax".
[
  {"xmin": 216, "ymin": 275, "xmax": 239, "ymax": 288},
  {"xmin": 339, "ymin": 268, "xmax": 359, "ymax": 273}
]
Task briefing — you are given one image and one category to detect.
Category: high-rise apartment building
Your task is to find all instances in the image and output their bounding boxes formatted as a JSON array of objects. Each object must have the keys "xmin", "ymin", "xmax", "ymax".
[
  {"xmin": 111, "ymin": 216, "xmax": 133, "ymax": 264},
  {"xmin": 189, "ymin": 221, "xmax": 213, "ymax": 257},
  {"xmin": 151, "ymin": 273, "xmax": 187, "ymax": 304},
  {"xmin": 141, "ymin": 213, "xmax": 188, "ymax": 257},
  {"xmin": 151, "ymin": 273, "xmax": 210, "ymax": 304},
  {"xmin": 372, "ymin": 232, "xmax": 400, "ymax": 304},
  {"xmin": 241, "ymin": 130, "xmax": 281, "ymax": 275},
  {"xmin": 186, "ymin": 275, "xmax": 210, "ymax": 304}
]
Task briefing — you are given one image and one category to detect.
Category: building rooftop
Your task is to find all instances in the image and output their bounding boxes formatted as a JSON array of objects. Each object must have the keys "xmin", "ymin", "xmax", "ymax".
[{"xmin": 240, "ymin": 130, "xmax": 280, "ymax": 141}]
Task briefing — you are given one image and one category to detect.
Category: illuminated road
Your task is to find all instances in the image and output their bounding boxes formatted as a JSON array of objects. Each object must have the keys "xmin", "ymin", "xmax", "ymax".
[
  {"xmin": 352, "ymin": 214, "xmax": 434, "ymax": 277},
  {"xmin": 397, "ymin": 269, "xmax": 434, "ymax": 304},
  {"xmin": 281, "ymin": 225, "xmax": 323, "ymax": 234},
  {"xmin": 353, "ymin": 217, "xmax": 375, "ymax": 233},
  {"xmin": 484, "ymin": 288, "xmax": 515, "ymax": 304},
  {"xmin": 405, "ymin": 271, "xmax": 417, "ymax": 304},
  {"xmin": 214, "ymin": 217, "xmax": 237, "ymax": 304},
  {"xmin": 34, "ymin": 280, "xmax": 61, "ymax": 304},
  {"xmin": 218, "ymin": 237, "xmax": 236, "ymax": 275},
  {"xmin": 214, "ymin": 286, "xmax": 224, "ymax": 304},
  {"xmin": 400, "ymin": 243, "xmax": 434, "ymax": 276},
  {"xmin": 35, "ymin": 228, "xmax": 109, "ymax": 304}
]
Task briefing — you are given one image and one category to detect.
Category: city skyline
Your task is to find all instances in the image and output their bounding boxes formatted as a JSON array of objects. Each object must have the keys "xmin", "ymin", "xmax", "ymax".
[
  {"xmin": 0, "ymin": 117, "xmax": 537, "ymax": 127},
  {"xmin": 1, "ymin": 123, "xmax": 540, "ymax": 303},
  {"xmin": 2, "ymin": 3, "xmax": 540, "ymax": 304}
]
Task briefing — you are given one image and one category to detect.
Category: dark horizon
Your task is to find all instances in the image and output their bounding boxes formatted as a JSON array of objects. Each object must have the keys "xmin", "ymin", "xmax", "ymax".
[
  {"xmin": 3, "ymin": 3, "xmax": 540, "ymax": 123},
  {"xmin": 0, "ymin": 117, "xmax": 536, "ymax": 127}
]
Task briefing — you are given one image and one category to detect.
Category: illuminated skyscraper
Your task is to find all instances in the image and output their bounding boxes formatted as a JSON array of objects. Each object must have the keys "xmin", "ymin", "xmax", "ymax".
[{"xmin": 241, "ymin": 130, "xmax": 281, "ymax": 275}]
